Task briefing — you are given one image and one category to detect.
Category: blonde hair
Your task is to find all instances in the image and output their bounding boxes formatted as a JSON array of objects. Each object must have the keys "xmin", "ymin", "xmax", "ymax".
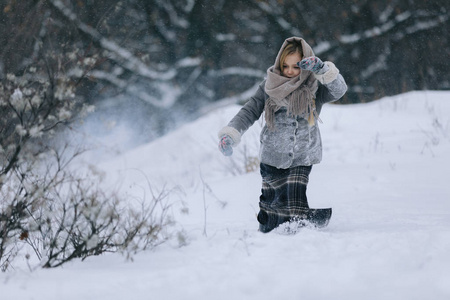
[{"xmin": 279, "ymin": 41, "xmax": 304, "ymax": 74}]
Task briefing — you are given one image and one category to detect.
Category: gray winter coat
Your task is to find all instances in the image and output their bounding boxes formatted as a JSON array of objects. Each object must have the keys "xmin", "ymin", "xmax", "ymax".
[{"xmin": 219, "ymin": 62, "xmax": 347, "ymax": 169}]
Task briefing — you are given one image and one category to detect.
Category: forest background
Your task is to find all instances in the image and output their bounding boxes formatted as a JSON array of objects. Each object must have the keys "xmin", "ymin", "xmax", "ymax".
[{"xmin": 1, "ymin": 0, "xmax": 449, "ymax": 141}]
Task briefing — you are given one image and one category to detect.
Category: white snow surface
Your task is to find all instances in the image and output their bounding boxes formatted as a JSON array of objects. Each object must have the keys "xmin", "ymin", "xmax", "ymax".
[{"xmin": 2, "ymin": 90, "xmax": 450, "ymax": 300}]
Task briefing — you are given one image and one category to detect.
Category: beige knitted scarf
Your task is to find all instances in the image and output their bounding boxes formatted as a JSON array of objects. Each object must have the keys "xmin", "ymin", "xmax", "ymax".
[{"xmin": 264, "ymin": 37, "xmax": 319, "ymax": 129}]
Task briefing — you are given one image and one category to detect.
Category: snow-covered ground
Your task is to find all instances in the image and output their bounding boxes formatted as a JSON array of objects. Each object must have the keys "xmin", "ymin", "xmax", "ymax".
[{"xmin": 2, "ymin": 90, "xmax": 450, "ymax": 300}]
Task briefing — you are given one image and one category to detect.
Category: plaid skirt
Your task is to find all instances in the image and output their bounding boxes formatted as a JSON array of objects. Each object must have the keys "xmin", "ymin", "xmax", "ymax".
[{"xmin": 257, "ymin": 163, "xmax": 312, "ymax": 233}]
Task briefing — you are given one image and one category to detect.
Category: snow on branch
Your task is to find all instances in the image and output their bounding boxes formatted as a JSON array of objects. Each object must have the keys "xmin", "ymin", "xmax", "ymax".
[
  {"xmin": 154, "ymin": 0, "xmax": 189, "ymax": 29},
  {"xmin": 215, "ymin": 33, "xmax": 237, "ymax": 42},
  {"xmin": 339, "ymin": 12, "xmax": 410, "ymax": 44},
  {"xmin": 254, "ymin": 0, "xmax": 302, "ymax": 37},
  {"xmin": 155, "ymin": 18, "xmax": 177, "ymax": 42},
  {"xmin": 49, "ymin": 0, "xmax": 176, "ymax": 81},
  {"xmin": 316, "ymin": 11, "xmax": 448, "ymax": 55},
  {"xmin": 361, "ymin": 45, "xmax": 391, "ymax": 79},
  {"xmin": 208, "ymin": 67, "xmax": 266, "ymax": 78},
  {"xmin": 340, "ymin": 11, "xmax": 448, "ymax": 44},
  {"xmin": 404, "ymin": 14, "xmax": 449, "ymax": 35},
  {"xmin": 199, "ymin": 82, "xmax": 261, "ymax": 114},
  {"xmin": 88, "ymin": 70, "xmax": 181, "ymax": 108},
  {"xmin": 127, "ymin": 82, "xmax": 182, "ymax": 108},
  {"xmin": 313, "ymin": 41, "xmax": 333, "ymax": 56},
  {"xmin": 175, "ymin": 57, "xmax": 202, "ymax": 68}
]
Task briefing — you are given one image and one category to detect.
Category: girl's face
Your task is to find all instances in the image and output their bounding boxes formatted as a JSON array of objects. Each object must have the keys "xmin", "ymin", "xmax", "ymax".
[{"xmin": 282, "ymin": 53, "xmax": 302, "ymax": 78}]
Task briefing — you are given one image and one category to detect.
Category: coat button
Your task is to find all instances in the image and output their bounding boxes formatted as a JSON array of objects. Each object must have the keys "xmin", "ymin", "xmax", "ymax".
[
  {"xmin": 290, "ymin": 136, "xmax": 294, "ymax": 141},
  {"xmin": 288, "ymin": 153, "xmax": 293, "ymax": 157}
]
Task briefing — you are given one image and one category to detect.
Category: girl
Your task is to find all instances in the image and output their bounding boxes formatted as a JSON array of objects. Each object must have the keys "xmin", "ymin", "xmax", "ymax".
[{"xmin": 218, "ymin": 37, "xmax": 347, "ymax": 233}]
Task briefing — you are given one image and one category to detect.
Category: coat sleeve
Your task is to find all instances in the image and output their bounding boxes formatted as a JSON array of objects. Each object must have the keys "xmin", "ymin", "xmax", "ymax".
[
  {"xmin": 315, "ymin": 61, "xmax": 348, "ymax": 106},
  {"xmin": 217, "ymin": 81, "xmax": 266, "ymax": 146}
]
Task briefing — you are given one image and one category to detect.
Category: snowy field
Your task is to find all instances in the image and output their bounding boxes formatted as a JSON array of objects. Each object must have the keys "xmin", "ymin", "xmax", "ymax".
[{"xmin": 2, "ymin": 90, "xmax": 450, "ymax": 300}]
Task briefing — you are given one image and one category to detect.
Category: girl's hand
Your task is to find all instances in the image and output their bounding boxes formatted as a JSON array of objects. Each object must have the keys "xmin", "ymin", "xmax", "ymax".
[
  {"xmin": 297, "ymin": 56, "xmax": 329, "ymax": 75},
  {"xmin": 219, "ymin": 135, "xmax": 234, "ymax": 156}
]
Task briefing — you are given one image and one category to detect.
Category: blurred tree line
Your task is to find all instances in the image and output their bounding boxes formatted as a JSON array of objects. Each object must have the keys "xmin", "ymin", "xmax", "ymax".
[{"xmin": 1, "ymin": 0, "xmax": 449, "ymax": 135}]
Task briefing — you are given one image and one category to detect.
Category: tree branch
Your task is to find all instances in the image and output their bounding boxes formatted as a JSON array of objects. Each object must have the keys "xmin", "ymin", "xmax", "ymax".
[{"xmin": 48, "ymin": 0, "xmax": 176, "ymax": 81}]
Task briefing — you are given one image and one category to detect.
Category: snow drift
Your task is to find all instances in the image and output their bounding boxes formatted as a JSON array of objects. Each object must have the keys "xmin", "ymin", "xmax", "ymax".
[{"xmin": 2, "ymin": 90, "xmax": 450, "ymax": 300}]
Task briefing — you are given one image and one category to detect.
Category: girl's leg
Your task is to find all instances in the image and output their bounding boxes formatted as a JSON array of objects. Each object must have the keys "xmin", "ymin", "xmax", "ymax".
[
  {"xmin": 257, "ymin": 163, "xmax": 288, "ymax": 232},
  {"xmin": 288, "ymin": 165, "xmax": 312, "ymax": 209},
  {"xmin": 257, "ymin": 164, "xmax": 313, "ymax": 233}
]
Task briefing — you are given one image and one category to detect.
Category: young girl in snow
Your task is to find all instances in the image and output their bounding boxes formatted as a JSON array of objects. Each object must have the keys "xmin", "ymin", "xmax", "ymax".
[{"xmin": 218, "ymin": 37, "xmax": 347, "ymax": 233}]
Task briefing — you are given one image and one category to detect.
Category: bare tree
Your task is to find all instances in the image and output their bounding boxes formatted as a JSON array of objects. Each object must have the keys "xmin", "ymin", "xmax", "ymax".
[{"xmin": 2, "ymin": 0, "xmax": 447, "ymax": 142}]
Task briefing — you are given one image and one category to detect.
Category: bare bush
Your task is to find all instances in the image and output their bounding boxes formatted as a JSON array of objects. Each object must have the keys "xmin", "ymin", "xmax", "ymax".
[
  {"xmin": 0, "ymin": 54, "xmax": 172, "ymax": 271},
  {"xmin": 26, "ymin": 168, "xmax": 172, "ymax": 268}
]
